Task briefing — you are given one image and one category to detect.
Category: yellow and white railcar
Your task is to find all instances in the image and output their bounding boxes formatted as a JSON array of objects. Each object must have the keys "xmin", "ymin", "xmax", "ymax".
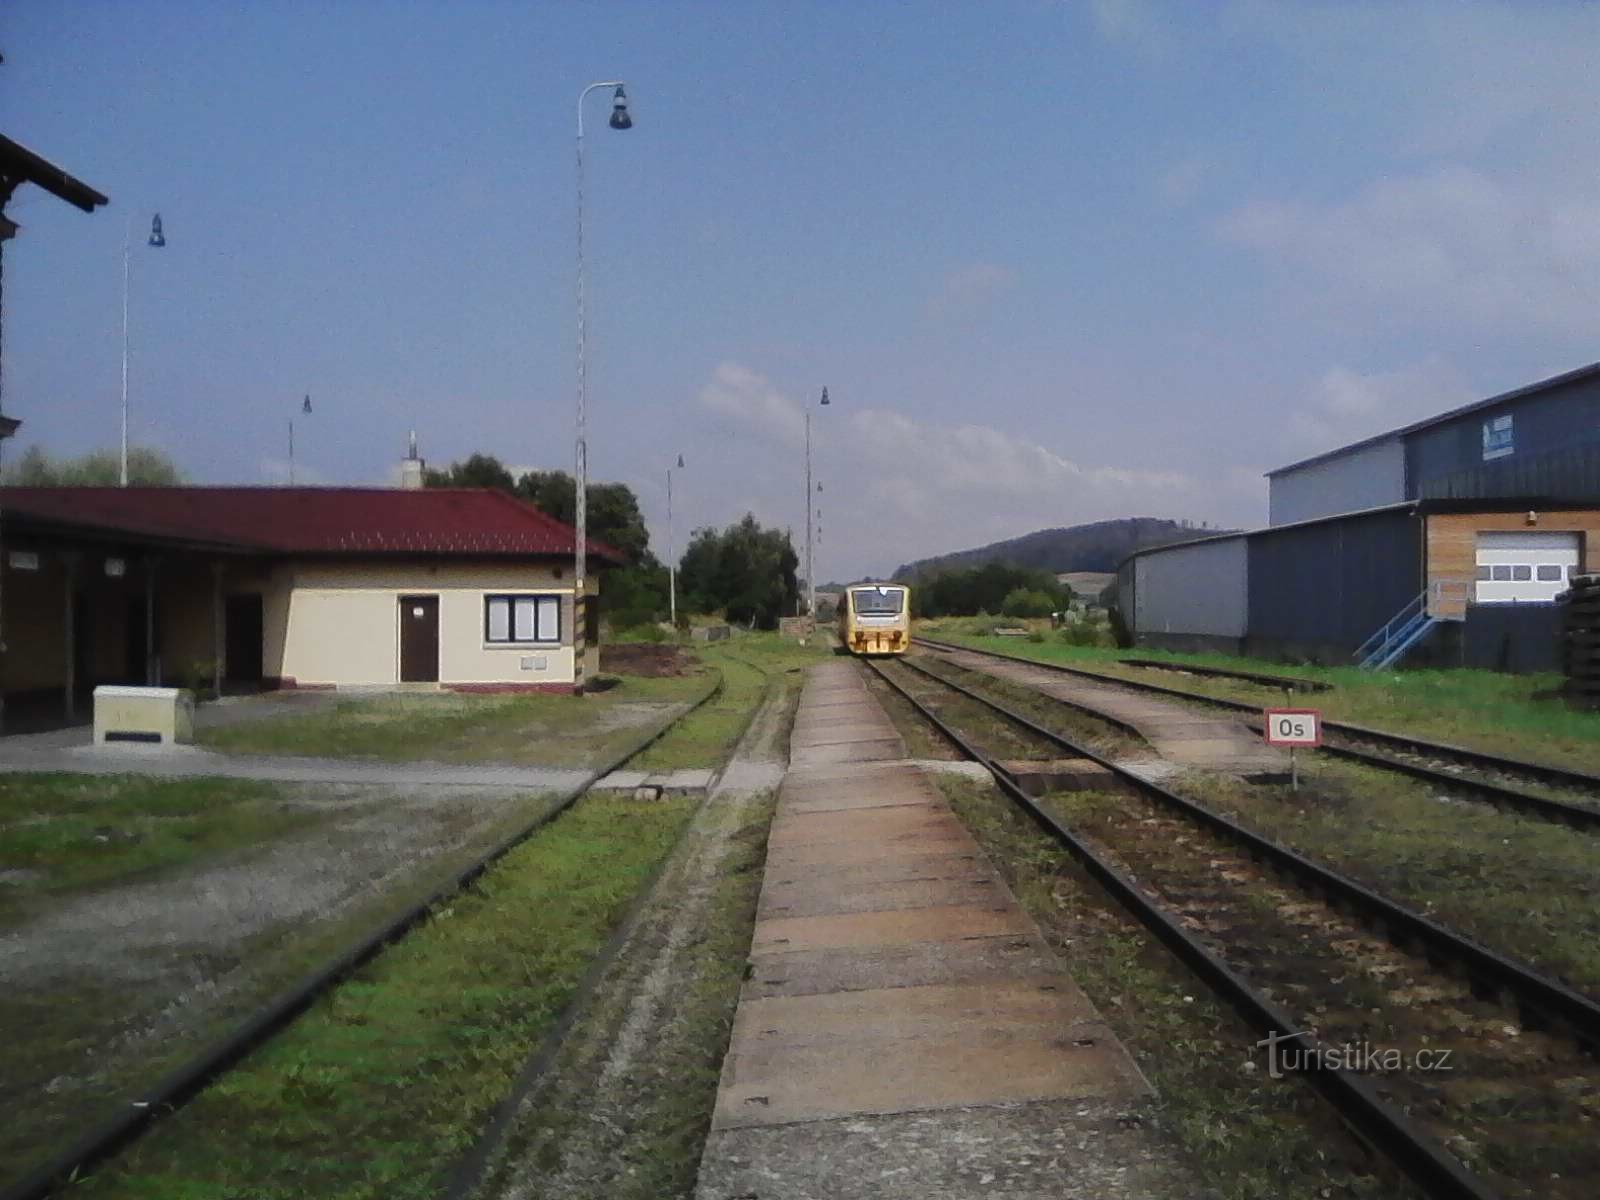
[{"xmin": 838, "ymin": 582, "xmax": 912, "ymax": 655}]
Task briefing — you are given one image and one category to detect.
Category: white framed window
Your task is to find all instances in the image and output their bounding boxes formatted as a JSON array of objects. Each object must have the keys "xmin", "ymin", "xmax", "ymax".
[{"xmin": 485, "ymin": 594, "xmax": 561, "ymax": 644}]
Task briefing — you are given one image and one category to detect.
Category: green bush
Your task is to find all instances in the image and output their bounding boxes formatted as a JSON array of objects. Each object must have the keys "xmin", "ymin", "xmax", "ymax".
[
  {"xmin": 1059, "ymin": 623, "xmax": 1106, "ymax": 647},
  {"xmin": 1001, "ymin": 588, "xmax": 1056, "ymax": 619}
]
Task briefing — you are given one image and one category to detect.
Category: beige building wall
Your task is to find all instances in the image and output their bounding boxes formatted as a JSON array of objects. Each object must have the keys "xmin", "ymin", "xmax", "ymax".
[{"xmin": 255, "ymin": 559, "xmax": 585, "ymax": 688}]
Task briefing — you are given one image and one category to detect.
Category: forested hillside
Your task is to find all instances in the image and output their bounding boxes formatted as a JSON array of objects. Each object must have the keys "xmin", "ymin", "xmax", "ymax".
[{"xmin": 892, "ymin": 517, "xmax": 1219, "ymax": 579}]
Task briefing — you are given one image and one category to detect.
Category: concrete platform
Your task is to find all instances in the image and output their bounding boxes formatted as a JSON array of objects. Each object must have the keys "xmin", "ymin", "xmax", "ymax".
[{"xmin": 695, "ymin": 660, "xmax": 1196, "ymax": 1198}]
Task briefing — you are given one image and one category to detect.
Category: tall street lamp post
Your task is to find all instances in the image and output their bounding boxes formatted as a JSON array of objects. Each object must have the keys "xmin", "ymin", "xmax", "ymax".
[
  {"xmin": 806, "ymin": 386, "xmax": 829, "ymax": 619},
  {"xmin": 288, "ymin": 394, "xmax": 312, "ymax": 484},
  {"xmin": 667, "ymin": 453, "xmax": 684, "ymax": 628},
  {"xmin": 573, "ymin": 80, "xmax": 632, "ymax": 689},
  {"xmin": 121, "ymin": 212, "xmax": 165, "ymax": 486}
]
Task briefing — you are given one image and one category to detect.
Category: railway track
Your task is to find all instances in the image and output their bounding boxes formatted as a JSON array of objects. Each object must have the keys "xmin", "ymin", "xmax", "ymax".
[
  {"xmin": 916, "ymin": 636, "xmax": 1600, "ymax": 832},
  {"xmin": 866, "ymin": 654, "xmax": 1600, "ymax": 1199},
  {"xmin": 4, "ymin": 673, "xmax": 727, "ymax": 1200}
]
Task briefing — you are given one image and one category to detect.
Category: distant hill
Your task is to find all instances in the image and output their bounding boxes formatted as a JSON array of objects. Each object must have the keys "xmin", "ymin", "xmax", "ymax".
[{"xmin": 891, "ymin": 518, "xmax": 1219, "ymax": 580}]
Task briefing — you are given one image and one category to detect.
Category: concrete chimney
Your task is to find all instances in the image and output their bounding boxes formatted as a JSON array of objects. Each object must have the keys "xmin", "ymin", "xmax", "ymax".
[{"xmin": 400, "ymin": 429, "xmax": 426, "ymax": 490}]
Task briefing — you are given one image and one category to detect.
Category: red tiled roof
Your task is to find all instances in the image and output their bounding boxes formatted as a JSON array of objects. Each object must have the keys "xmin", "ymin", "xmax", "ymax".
[{"xmin": 0, "ymin": 487, "xmax": 626, "ymax": 563}]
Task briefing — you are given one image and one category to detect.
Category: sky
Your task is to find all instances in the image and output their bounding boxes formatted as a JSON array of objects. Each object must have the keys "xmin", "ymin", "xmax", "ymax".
[{"xmin": 3, "ymin": 1, "xmax": 1598, "ymax": 581}]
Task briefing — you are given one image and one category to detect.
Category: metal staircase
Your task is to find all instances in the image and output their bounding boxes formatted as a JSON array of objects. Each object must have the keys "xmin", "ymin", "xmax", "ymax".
[{"xmin": 1355, "ymin": 579, "xmax": 1470, "ymax": 670}]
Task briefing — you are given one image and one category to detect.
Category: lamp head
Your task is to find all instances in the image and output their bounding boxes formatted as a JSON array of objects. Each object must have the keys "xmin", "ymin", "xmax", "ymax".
[
  {"xmin": 676, "ymin": 453, "xmax": 685, "ymax": 469},
  {"xmin": 819, "ymin": 386, "xmax": 829, "ymax": 406},
  {"xmin": 609, "ymin": 85, "xmax": 632, "ymax": 130},
  {"xmin": 302, "ymin": 395, "xmax": 313, "ymax": 415},
  {"xmin": 147, "ymin": 214, "xmax": 165, "ymax": 248}
]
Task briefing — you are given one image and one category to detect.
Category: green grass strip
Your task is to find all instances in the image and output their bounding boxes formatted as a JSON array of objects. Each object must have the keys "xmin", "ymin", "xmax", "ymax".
[
  {"xmin": 80, "ymin": 793, "xmax": 697, "ymax": 1200},
  {"xmin": 628, "ymin": 634, "xmax": 830, "ymax": 771}
]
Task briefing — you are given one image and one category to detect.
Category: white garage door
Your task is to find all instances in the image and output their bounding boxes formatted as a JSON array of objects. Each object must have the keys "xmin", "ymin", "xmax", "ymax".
[{"xmin": 1475, "ymin": 531, "xmax": 1581, "ymax": 604}]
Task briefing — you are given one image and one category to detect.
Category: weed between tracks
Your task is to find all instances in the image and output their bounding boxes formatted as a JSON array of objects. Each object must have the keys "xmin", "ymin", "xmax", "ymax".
[
  {"xmin": 480, "ymin": 791, "xmax": 780, "ymax": 1199},
  {"xmin": 79, "ymin": 793, "xmax": 697, "ymax": 1200},
  {"xmin": 1180, "ymin": 761, "xmax": 1600, "ymax": 1000},
  {"xmin": 1037, "ymin": 783, "xmax": 1600, "ymax": 1199},
  {"xmin": 935, "ymin": 775, "xmax": 1414, "ymax": 1200},
  {"xmin": 919, "ymin": 641, "xmax": 1600, "ymax": 1001}
]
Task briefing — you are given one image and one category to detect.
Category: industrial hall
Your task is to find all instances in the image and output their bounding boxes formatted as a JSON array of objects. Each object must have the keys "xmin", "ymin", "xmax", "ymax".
[{"xmin": 1117, "ymin": 362, "xmax": 1600, "ymax": 672}]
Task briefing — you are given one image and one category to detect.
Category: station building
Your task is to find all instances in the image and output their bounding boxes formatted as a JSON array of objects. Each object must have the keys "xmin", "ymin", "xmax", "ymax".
[
  {"xmin": 1117, "ymin": 362, "xmax": 1600, "ymax": 671},
  {"xmin": 0, "ymin": 485, "xmax": 622, "ymax": 726}
]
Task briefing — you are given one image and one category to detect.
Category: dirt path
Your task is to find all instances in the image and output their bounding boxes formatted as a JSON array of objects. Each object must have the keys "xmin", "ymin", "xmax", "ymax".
[{"xmin": 465, "ymin": 675, "xmax": 797, "ymax": 1200}]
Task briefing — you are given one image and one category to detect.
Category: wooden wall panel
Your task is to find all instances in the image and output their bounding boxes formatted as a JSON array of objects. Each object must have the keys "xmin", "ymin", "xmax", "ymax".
[{"xmin": 1426, "ymin": 510, "xmax": 1600, "ymax": 615}]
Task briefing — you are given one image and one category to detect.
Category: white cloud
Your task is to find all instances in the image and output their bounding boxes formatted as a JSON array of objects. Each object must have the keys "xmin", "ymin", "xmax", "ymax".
[
  {"xmin": 1284, "ymin": 358, "xmax": 1472, "ymax": 454},
  {"xmin": 698, "ymin": 361, "xmax": 806, "ymax": 447},
  {"xmin": 685, "ymin": 361, "xmax": 1264, "ymax": 577},
  {"xmin": 1220, "ymin": 167, "xmax": 1600, "ymax": 336},
  {"xmin": 927, "ymin": 262, "xmax": 1019, "ymax": 320},
  {"xmin": 848, "ymin": 408, "xmax": 1190, "ymax": 501}
]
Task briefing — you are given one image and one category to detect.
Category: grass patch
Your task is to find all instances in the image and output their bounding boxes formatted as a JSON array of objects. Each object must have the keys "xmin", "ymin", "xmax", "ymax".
[
  {"xmin": 628, "ymin": 634, "xmax": 830, "ymax": 772},
  {"xmin": 0, "ymin": 774, "xmax": 319, "ymax": 920},
  {"xmin": 79, "ymin": 792, "xmax": 698, "ymax": 1200},
  {"xmin": 198, "ymin": 672, "xmax": 709, "ymax": 768},
  {"xmin": 934, "ymin": 774, "xmax": 1411, "ymax": 1199},
  {"xmin": 919, "ymin": 621, "xmax": 1600, "ymax": 771}
]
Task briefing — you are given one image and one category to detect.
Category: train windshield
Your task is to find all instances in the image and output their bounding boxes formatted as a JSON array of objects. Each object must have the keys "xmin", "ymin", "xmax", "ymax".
[{"xmin": 851, "ymin": 587, "xmax": 905, "ymax": 615}]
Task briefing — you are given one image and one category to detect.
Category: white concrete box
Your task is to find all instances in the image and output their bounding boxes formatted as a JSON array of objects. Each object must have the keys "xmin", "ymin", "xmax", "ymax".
[{"xmin": 93, "ymin": 686, "xmax": 195, "ymax": 746}]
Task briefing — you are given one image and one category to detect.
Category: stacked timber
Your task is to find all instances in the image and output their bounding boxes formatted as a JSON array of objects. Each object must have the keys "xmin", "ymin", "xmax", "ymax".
[{"xmin": 1562, "ymin": 575, "xmax": 1600, "ymax": 709}]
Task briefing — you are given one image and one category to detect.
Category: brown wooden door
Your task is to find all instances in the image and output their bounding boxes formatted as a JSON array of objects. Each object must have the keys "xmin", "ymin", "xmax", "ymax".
[
  {"xmin": 399, "ymin": 596, "xmax": 439, "ymax": 682},
  {"xmin": 225, "ymin": 594, "xmax": 264, "ymax": 682}
]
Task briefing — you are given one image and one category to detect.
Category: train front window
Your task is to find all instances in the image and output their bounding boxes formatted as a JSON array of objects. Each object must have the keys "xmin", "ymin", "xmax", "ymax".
[{"xmin": 852, "ymin": 587, "xmax": 904, "ymax": 615}]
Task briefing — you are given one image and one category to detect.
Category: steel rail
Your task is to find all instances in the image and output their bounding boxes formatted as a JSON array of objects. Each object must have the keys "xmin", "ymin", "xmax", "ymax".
[
  {"xmin": 1119, "ymin": 656, "xmax": 1334, "ymax": 691},
  {"xmin": 3, "ymin": 672, "xmax": 728, "ymax": 1200},
  {"xmin": 862, "ymin": 657, "xmax": 1501, "ymax": 1200},
  {"xmin": 893, "ymin": 653, "xmax": 1600, "ymax": 1045},
  {"xmin": 916, "ymin": 637, "xmax": 1600, "ymax": 831}
]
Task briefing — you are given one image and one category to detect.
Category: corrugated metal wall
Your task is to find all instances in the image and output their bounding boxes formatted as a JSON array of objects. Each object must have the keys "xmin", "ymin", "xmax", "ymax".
[
  {"xmin": 1246, "ymin": 509, "xmax": 1423, "ymax": 662},
  {"xmin": 1268, "ymin": 437, "xmax": 1406, "ymax": 526},
  {"xmin": 1406, "ymin": 374, "xmax": 1600, "ymax": 494},
  {"xmin": 1420, "ymin": 443, "xmax": 1600, "ymax": 504},
  {"xmin": 1133, "ymin": 536, "xmax": 1248, "ymax": 642}
]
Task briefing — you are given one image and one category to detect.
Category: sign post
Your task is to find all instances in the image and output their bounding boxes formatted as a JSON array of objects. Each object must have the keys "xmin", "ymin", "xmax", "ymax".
[{"xmin": 1263, "ymin": 705, "xmax": 1321, "ymax": 791}]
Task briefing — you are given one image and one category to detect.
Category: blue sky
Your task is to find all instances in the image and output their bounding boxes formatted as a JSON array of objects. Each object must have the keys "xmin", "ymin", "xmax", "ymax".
[{"xmin": 4, "ymin": 1, "xmax": 1597, "ymax": 579}]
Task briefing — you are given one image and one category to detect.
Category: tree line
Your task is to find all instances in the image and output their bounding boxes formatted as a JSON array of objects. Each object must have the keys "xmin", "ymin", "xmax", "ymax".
[
  {"xmin": 426, "ymin": 453, "xmax": 798, "ymax": 630},
  {"xmin": 912, "ymin": 562, "xmax": 1076, "ymax": 619}
]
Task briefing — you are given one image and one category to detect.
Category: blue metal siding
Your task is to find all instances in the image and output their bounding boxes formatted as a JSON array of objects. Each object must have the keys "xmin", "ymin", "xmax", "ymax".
[
  {"xmin": 1247, "ymin": 510, "xmax": 1422, "ymax": 656},
  {"xmin": 1406, "ymin": 374, "xmax": 1600, "ymax": 499}
]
